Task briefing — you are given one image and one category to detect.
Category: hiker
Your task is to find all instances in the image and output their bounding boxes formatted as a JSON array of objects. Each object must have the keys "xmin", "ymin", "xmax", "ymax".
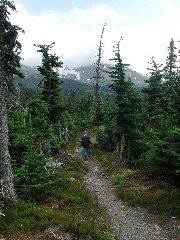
[{"xmin": 81, "ymin": 131, "xmax": 91, "ymax": 160}]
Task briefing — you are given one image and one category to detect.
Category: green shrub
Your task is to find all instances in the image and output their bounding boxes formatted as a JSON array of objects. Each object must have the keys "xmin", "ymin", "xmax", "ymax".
[
  {"xmin": 14, "ymin": 152, "xmax": 58, "ymax": 202},
  {"xmin": 112, "ymin": 173, "xmax": 127, "ymax": 187}
]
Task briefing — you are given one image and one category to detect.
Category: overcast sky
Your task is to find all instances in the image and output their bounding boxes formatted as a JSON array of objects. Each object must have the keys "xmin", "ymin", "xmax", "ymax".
[{"xmin": 12, "ymin": 0, "xmax": 180, "ymax": 74}]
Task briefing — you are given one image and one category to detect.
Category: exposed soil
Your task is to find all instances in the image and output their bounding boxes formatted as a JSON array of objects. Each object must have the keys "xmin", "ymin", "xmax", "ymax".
[{"xmin": 84, "ymin": 161, "xmax": 180, "ymax": 240}]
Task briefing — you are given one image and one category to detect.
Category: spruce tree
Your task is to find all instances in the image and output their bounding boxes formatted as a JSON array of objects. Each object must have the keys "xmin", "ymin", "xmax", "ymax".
[
  {"xmin": 0, "ymin": 0, "xmax": 24, "ymax": 200},
  {"xmin": 35, "ymin": 42, "xmax": 63, "ymax": 124},
  {"xmin": 107, "ymin": 40, "xmax": 140, "ymax": 164},
  {"xmin": 164, "ymin": 38, "xmax": 177, "ymax": 80},
  {"xmin": 92, "ymin": 24, "xmax": 106, "ymax": 135},
  {"xmin": 143, "ymin": 57, "xmax": 164, "ymax": 126},
  {"xmin": 139, "ymin": 54, "xmax": 179, "ymax": 177},
  {"xmin": 176, "ymin": 42, "xmax": 180, "ymax": 123},
  {"xmin": 163, "ymin": 39, "xmax": 179, "ymax": 119}
]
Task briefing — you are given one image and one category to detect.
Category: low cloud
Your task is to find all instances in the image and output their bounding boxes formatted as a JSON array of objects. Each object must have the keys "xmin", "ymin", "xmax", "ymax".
[{"xmin": 12, "ymin": 2, "xmax": 180, "ymax": 74}]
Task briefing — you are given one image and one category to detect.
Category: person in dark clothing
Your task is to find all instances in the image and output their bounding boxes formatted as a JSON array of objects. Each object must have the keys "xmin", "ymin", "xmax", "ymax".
[{"xmin": 81, "ymin": 131, "xmax": 91, "ymax": 160}]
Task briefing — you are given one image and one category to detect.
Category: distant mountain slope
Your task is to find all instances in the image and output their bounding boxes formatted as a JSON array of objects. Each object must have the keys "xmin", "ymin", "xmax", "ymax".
[
  {"xmin": 62, "ymin": 64, "xmax": 148, "ymax": 88},
  {"xmin": 15, "ymin": 64, "xmax": 147, "ymax": 93},
  {"xmin": 15, "ymin": 65, "xmax": 93, "ymax": 93},
  {"xmin": 15, "ymin": 65, "xmax": 42, "ymax": 89}
]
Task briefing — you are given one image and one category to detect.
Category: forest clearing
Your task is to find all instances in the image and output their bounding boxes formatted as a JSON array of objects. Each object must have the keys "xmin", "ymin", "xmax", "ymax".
[{"xmin": 0, "ymin": 0, "xmax": 179, "ymax": 239}]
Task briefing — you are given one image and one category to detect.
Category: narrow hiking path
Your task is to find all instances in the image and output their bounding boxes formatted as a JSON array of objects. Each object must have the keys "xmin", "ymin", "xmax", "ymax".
[
  {"xmin": 67, "ymin": 132, "xmax": 179, "ymax": 240},
  {"xmin": 84, "ymin": 161, "xmax": 179, "ymax": 240}
]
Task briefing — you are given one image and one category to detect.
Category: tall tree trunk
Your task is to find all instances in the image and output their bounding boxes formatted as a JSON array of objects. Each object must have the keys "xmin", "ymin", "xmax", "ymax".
[
  {"xmin": 96, "ymin": 126, "xmax": 100, "ymax": 140},
  {"xmin": 0, "ymin": 96, "xmax": 16, "ymax": 201},
  {"xmin": 127, "ymin": 140, "xmax": 130, "ymax": 164},
  {"xmin": 120, "ymin": 134, "xmax": 125, "ymax": 164},
  {"xmin": 116, "ymin": 134, "xmax": 125, "ymax": 165},
  {"xmin": 116, "ymin": 140, "xmax": 120, "ymax": 162}
]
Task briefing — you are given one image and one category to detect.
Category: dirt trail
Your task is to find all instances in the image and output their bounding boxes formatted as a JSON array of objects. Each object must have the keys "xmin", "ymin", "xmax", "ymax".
[{"xmin": 84, "ymin": 161, "xmax": 179, "ymax": 240}]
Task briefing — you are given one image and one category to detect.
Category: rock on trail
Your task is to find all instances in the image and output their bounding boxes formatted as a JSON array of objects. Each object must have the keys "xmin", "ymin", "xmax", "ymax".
[{"xmin": 84, "ymin": 162, "xmax": 180, "ymax": 240}]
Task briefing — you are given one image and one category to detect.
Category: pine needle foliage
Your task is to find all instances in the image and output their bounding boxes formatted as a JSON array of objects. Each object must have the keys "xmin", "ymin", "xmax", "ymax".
[
  {"xmin": 92, "ymin": 23, "xmax": 106, "ymax": 130},
  {"xmin": 0, "ymin": 0, "xmax": 24, "ymax": 201},
  {"xmin": 107, "ymin": 40, "xmax": 141, "ymax": 164},
  {"xmin": 0, "ymin": 0, "xmax": 24, "ymax": 99},
  {"xmin": 35, "ymin": 42, "xmax": 64, "ymax": 124}
]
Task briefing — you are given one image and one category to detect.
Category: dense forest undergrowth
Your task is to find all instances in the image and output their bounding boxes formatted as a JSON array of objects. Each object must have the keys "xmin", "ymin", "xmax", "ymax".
[
  {"xmin": 0, "ymin": 130, "xmax": 179, "ymax": 239},
  {"xmin": 0, "ymin": 153, "xmax": 114, "ymax": 239}
]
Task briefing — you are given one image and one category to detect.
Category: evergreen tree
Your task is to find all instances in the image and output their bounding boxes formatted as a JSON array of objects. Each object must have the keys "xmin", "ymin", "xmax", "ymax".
[
  {"xmin": 35, "ymin": 42, "xmax": 63, "ymax": 124},
  {"xmin": 107, "ymin": 40, "xmax": 140, "ymax": 164},
  {"xmin": 143, "ymin": 57, "xmax": 164, "ymax": 126},
  {"xmin": 0, "ymin": 0, "xmax": 24, "ymax": 200},
  {"xmin": 176, "ymin": 41, "xmax": 180, "ymax": 123},
  {"xmin": 64, "ymin": 91, "xmax": 92, "ymax": 131},
  {"xmin": 163, "ymin": 39, "xmax": 179, "ymax": 119},
  {"xmin": 139, "ymin": 55, "xmax": 180, "ymax": 177},
  {"xmin": 164, "ymin": 38, "xmax": 177, "ymax": 80},
  {"xmin": 28, "ymin": 98, "xmax": 54, "ymax": 154},
  {"xmin": 92, "ymin": 24, "xmax": 106, "ymax": 135}
]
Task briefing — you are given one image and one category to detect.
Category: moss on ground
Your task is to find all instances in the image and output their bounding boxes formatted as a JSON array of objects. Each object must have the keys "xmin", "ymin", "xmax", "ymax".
[
  {"xmin": 92, "ymin": 143, "xmax": 180, "ymax": 219},
  {"xmin": 113, "ymin": 169, "xmax": 180, "ymax": 218},
  {"xmin": 0, "ymin": 153, "xmax": 115, "ymax": 240}
]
